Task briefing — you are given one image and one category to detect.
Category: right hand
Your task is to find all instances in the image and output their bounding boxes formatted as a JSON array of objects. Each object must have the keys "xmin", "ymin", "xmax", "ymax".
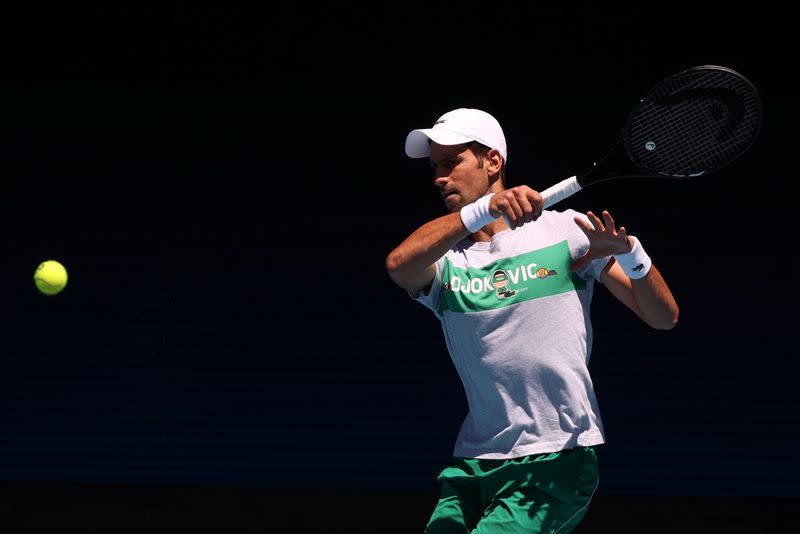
[{"xmin": 489, "ymin": 186, "xmax": 544, "ymax": 229}]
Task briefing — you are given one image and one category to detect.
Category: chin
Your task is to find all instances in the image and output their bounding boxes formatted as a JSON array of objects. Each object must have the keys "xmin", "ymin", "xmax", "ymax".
[{"xmin": 443, "ymin": 196, "xmax": 462, "ymax": 212}]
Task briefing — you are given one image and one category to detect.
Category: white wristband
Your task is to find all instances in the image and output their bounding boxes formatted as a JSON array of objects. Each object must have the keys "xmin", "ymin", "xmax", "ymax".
[
  {"xmin": 614, "ymin": 236, "xmax": 652, "ymax": 279},
  {"xmin": 460, "ymin": 193, "xmax": 498, "ymax": 233}
]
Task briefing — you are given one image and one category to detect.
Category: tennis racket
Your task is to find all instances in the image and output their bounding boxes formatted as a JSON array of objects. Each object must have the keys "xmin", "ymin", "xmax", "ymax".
[{"xmin": 540, "ymin": 65, "xmax": 763, "ymax": 209}]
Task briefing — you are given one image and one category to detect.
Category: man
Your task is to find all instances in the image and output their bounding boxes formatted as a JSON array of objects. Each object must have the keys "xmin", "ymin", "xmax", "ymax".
[{"xmin": 385, "ymin": 108, "xmax": 679, "ymax": 533}]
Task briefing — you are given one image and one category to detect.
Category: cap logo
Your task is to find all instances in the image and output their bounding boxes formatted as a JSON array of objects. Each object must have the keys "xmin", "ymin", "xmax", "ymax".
[{"xmin": 434, "ymin": 119, "xmax": 446, "ymax": 125}]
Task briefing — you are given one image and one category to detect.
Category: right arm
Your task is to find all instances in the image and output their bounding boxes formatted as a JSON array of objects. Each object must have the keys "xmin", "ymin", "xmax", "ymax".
[
  {"xmin": 385, "ymin": 211, "xmax": 469, "ymax": 292},
  {"xmin": 385, "ymin": 186, "xmax": 544, "ymax": 292}
]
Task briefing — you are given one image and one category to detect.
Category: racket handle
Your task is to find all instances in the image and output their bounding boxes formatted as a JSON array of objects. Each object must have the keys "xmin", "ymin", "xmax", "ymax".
[{"xmin": 540, "ymin": 176, "xmax": 582, "ymax": 209}]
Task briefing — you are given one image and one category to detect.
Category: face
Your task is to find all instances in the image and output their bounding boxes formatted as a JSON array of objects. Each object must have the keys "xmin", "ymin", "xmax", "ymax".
[{"xmin": 430, "ymin": 142, "xmax": 492, "ymax": 212}]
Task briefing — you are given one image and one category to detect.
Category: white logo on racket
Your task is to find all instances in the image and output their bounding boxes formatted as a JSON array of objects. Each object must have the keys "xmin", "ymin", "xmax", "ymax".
[{"xmin": 645, "ymin": 141, "xmax": 656, "ymax": 151}]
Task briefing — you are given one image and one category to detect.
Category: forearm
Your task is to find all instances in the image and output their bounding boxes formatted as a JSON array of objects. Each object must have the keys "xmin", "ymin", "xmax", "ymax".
[
  {"xmin": 385, "ymin": 211, "xmax": 470, "ymax": 290},
  {"xmin": 603, "ymin": 236, "xmax": 680, "ymax": 330},
  {"xmin": 629, "ymin": 265, "xmax": 679, "ymax": 330}
]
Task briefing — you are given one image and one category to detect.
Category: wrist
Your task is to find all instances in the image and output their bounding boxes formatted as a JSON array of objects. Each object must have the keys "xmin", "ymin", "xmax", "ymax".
[
  {"xmin": 614, "ymin": 236, "xmax": 652, "ymax": 279},
  {"xmin": 460, "ymin": 193, "xmax": 498, "ymax": 233}
]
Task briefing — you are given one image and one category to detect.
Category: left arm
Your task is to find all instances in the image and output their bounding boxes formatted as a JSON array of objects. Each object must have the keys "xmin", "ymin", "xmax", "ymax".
[
  {"xmin": 570, "ymin": 210, "xmax": 679, "ymax": 330},
  {"xmin": 599, "ymin": 257, "xmax": 679, "ymax": 330}
]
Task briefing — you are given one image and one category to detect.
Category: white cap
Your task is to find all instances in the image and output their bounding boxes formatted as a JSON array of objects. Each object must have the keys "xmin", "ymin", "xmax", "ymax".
[{"xmin": 405, "ymin": 108, "xmax": 507, "ymax": 161}]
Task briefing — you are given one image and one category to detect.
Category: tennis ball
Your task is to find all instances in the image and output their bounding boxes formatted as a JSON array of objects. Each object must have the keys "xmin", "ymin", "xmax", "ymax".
[{"xmin": 34, "ymin": 260, "xmax": 68, "ymax": 296}]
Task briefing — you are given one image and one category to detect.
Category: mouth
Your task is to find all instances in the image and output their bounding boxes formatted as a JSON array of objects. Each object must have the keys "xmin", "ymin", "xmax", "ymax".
[{"xmin": 442, "ymin": 191, "xmax": 458, "ymax": 201}]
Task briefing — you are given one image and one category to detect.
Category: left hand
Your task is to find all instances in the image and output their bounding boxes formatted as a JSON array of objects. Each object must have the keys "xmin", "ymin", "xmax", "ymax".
[{"xmin": 569, "ymin": 210, "xmax": 632, "ymax": 272}]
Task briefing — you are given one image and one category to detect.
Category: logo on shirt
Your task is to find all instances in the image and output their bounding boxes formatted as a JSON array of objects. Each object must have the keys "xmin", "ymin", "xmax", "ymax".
[
  {"xmin": 490, "ymin": 269, "xmax": 516, "ymax": 299},
  {"xmin": 440, "ymin": 241, "xmax": 585, "ymax": 313}
]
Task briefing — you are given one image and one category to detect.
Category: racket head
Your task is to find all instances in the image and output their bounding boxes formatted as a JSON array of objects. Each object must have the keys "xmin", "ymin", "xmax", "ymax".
[{"xmin": 624, "ymin": 65, "xmax": 763, "ymax": 178}]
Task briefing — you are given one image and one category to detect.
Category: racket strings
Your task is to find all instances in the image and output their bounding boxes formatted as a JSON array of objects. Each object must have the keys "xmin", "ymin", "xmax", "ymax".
[
  {"xmin": 635, "ymin": 89, "xmax": 755, "ymax": 172},
  {"xmin": 639, "ymin": 98, "xmax": 732, "ymax": 172},
  {"xmin": 627, "ymin": 68, "xmax": 761, "ymax": 176},
  {"xmin": 633, "ymin": 73, "xmax": 759, "ymax": 174}
]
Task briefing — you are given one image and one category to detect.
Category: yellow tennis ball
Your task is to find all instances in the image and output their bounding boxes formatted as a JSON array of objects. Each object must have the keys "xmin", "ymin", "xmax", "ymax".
[{"xmin": 34, "ymin": 260, "xmax": 68, "ymax": 296}]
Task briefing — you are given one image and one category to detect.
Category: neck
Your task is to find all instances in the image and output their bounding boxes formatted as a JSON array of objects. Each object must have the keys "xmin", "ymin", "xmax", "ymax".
[{"xmin": 469, "ymin": 217, "xmax": 509, "ymax": 242}]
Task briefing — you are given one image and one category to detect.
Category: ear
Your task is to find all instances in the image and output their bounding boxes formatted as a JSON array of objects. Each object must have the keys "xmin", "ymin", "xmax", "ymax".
[{"xmin": 486, "ymin": 148, "xmax": 503, "ymax": 182}]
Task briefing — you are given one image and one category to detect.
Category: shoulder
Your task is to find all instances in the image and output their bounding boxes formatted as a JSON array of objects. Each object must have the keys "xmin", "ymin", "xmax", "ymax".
[
  {"xmin": 537, "ymin": 208, "xmax": 584, "ymax": 231},
  {"xmin": 533, "ymin": 209, "xmax": 590, "ymax": 247},
  {"xmin": 507, "ymin": 208, "xmax": 583, "ymax": 246},
  {"xmin": 544, "ymin": 208, "xmax": 583, "ymax": 220}
]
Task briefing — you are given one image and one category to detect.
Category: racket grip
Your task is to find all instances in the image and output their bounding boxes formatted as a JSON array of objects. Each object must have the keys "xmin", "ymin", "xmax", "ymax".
[{"xmin": 540, "ymin": 176, "xmax": 582, "ymax": 209}]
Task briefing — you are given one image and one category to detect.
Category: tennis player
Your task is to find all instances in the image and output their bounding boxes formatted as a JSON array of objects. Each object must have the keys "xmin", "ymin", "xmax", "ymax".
[{"xmin": 385, "ymin": 108, "xmax": 679, "ymax": 533}]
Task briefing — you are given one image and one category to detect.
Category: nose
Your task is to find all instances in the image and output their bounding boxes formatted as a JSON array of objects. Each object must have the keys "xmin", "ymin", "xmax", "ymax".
[{"xmin": 433, "ymin": 174, "xmax": 449, "ymax": 189}]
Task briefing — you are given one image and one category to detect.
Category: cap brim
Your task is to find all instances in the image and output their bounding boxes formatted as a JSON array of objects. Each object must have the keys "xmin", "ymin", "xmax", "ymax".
[{"xmin": 404, "ymin": 128, "xmax": 476, "ymax": 158}]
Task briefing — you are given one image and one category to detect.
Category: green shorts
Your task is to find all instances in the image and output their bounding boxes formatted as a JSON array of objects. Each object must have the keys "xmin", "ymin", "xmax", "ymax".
[{"xmin": 425, "ymin": 446, "xmax": 599, "ymax": 534}]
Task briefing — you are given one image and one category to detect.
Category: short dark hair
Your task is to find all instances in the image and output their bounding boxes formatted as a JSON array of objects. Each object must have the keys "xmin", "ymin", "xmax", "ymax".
[{"xmin": 467, "ymin": 141, "xmax": 506, "ymax": 185}]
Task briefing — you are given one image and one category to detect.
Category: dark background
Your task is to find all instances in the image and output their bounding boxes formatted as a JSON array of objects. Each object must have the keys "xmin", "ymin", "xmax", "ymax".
[{"xmin": 0, "ymin": 5, "xmax": 796, "ymax": 533}]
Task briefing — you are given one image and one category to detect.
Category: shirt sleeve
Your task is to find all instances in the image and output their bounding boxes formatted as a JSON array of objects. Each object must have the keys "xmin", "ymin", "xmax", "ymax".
[{"xmin": 407, "ymin": 257, "xmax": 444, "ymax": 320}]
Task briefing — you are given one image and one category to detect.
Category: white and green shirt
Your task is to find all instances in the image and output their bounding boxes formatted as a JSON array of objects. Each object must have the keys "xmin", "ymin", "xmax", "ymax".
[{"xmin": 412, "ymin": 209, "xmax": 611, "ymax": 459}]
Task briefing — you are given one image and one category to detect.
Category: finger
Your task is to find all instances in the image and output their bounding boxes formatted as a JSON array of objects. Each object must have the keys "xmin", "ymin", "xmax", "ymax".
[
  {"xmin": 516, "ymin": 193, "xmax": 535, "ymax": 223},
  {"xmin": 587, "ymin": 211, "xmax": 605, "ymax": 232},
  {"xmin": 602, "ymin": 210, "xmax": 616, "ymax": 233},
  {"xmin": 526, "ymin": 189, "xmax": 543, "ymax": 221},
  {"xmin": 525, "ymin": 188, "xmax": 544, "ymax": 213},
  {"xmin": 494, "ymin": 196, "xmax": 516, "ymax": 228},
  {"xmin": 573, "ymin": 216, "xmax": 593, "ymax": 236},
  {"xmin": 505, "ymin": 196, "xmax": 524, "ymax": 228},
  {"xmin": 618, "ymin": 226, "xmax": 631, "ymax": 250},
  {"xmin": 492, "ymin": 195, "xmax": 511, "ymax": 220}
]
